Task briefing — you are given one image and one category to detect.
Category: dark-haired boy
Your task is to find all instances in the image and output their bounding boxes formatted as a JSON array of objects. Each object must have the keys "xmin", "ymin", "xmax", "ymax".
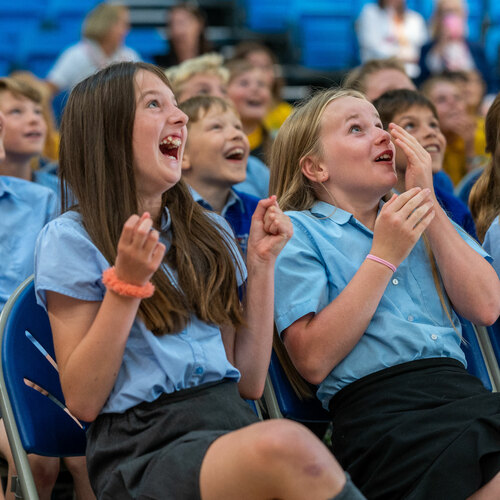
[{"xmin": 373, "ymin": 88, "xmax": 477, "ymax": 238}]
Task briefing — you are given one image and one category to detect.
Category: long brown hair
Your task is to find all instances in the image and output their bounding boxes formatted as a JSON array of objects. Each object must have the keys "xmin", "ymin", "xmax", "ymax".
[
  {"xmin": 59, "ymin": 61, "xmax": 244, "ymax": 335},
  {"xmin": 470, "ymin": 93, "xmax": 500, "ymax": 242}
]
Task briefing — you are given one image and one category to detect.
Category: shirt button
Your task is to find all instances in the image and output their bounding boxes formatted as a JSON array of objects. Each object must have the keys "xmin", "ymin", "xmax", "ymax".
[
  {"xmin": 431, "ymin": 334, "xmax": 438, "ymax": 341},
  {"xmin": 195, "ymin": 367, "xmax": 204, "ymax": 375},
  {"xmin": 408, "ymin": 315, "xmax": 414, "ymax": 322},
  {"xmin": 392, "ymin": 278, "xmax": 399, "ymax": 285}
]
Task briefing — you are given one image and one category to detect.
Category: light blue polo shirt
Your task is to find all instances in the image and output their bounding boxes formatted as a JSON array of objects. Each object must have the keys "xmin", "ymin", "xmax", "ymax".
[
  {"xmin": 0, "ymin": 176, "xmax": 57, "ymax": 311},
  {"xmin": 34, "ymin": 208, "xmax": 244, "ymax": 414},
  {"xmin": 483, "ymin": 215, "xmax": 500, "ymax": 279},
  {"xmin": 274, "ymin": 200, "xmax": 489, "ymax": 410}
]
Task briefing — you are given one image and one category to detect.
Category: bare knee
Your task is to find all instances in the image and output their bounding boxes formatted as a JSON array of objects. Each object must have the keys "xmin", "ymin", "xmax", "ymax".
[
  {"xmin": 28, "ymin": 455, "xmax": 59, "ymax": 493},
  {"xmin": 251, "ymin": 420, "xmax": 342, "ymax": 476}
]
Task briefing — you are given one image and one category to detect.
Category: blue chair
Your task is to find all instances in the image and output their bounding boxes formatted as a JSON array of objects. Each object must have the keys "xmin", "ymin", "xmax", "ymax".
[
  {"xmin": 454, "ymin": 166, "xmax": 484, "ymax": 206},
  {"xmin": 263, "ymin": 315, "xmax": 497, "ymax": 426},
  {"xmin": 263, "ymin": 350, "xmax": 330, "ymax": 423},
  {"xmin": 0, "ymin": 276, "xmax": 87, "ymax": 500}
]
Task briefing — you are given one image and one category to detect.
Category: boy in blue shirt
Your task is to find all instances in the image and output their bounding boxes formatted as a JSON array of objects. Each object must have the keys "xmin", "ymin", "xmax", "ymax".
[
  {"xmin": 180, "ymin": 95, "xmax": 260, "ymax": 255},
  {"xmin": 373, "ymin": 88, "xmax": 478, "ymax": 238}
]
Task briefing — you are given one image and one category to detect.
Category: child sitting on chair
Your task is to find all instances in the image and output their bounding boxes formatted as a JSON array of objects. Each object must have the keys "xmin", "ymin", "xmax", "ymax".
[
  {"xmin": 180, "ymin": 95, "xmax": 259, "ymax": 255},
  {"xmin": 373, "ymin": 88, "xmax": 477, "ymax": 238},
  {"xmin": 0, "ymin": 85, "xmax": 93, "ymax": 500}
]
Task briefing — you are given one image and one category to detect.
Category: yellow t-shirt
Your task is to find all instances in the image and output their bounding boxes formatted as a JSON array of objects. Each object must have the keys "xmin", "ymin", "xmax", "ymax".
[
  {"xmin": 443, "ymin": 117, "xmax": 489, "ymax": 186},
  {"xmin": 263, "ymin": 101, "xmax": 293, "ymax": 137}
]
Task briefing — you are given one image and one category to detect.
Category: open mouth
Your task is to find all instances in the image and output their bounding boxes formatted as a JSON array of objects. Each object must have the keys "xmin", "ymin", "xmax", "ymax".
[
  {"xmin": 424, "ymin": 145, "xmax": 440, "ymax": 153},
  {"xmin": 224, "ymin": 147, "xmax": 246, "ymax": 161},
  {"xmin": 24, "ymin": 132, "xmax": 42, "ymax": 139},
  {"xmin": 159, "ymin": 135, "xmax": 182, "ymax": 160},
  {"xmin": 374, "ymin": 150, "xmax": 394, "ymax": 162}
]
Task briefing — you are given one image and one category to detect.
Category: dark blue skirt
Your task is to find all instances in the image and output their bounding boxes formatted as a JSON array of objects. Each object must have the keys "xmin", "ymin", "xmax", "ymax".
[
  {"xmin": 86, "ymin": 380, "xmax": 259, "ymax": 500},
  {"xmin": 329, "ymin": 358, "xmax": 500, "ymax": 500}
]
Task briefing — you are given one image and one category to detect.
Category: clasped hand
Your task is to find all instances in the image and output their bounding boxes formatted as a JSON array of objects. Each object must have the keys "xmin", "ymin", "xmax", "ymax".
[{"xmin": 247, "ymin": 195, "xmax": 293, "ymax": 263}]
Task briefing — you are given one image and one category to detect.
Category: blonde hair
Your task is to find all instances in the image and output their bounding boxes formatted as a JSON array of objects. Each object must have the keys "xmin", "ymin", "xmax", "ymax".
[
  {"xmin": 83, "ymin": 3, "xmax": 128, "ymax": 43},
  {"xmin": 270, "ymin": 87, "xmax": 459, "ymax": 399},
  {"xmin": 165, "ymin": 53, "xmax": 229, "ymax": 97}
]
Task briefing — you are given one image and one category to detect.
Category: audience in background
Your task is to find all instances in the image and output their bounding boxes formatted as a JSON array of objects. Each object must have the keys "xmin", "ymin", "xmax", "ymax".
[
  {"xmin": 356, "ymin": 0, "xmax": 428, "ymax": 79},
  {"xmin": 226, "ymin": 58, "xmax": 273, "ymax": 164},
  {"xmin": 154, "ymin": 2, "xmax": 212, "ymax": 68},
  {"xmin": 231, "ymin": 41, "xmax": 293, "ymax": 137},
  {"xmin": 0, "ymin": 78, "xmax": 57, "ymax": 194},
  {"xmin": 46, "ymin": 2, "xmax": 140, "ymax": 95},
  {"xmin": 165, "ymin": 53, "xmax": 270, "ymax": 199},
  {"xmin": 421, "ymin": 72, "xmax": 489, "ymax": 186},
  {"xmin": 165, "ymin": 52, "xmax": 228, "ymax": 102},
  {"xmin": 417, "ymin": 0, "xmax": 493, "ymax": 92},
  {"xmin": 343, "ymin": 57, "xmax": 416, "ymax": 102}
]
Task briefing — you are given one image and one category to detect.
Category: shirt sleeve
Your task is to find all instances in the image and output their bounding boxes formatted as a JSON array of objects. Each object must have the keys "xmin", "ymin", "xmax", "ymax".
[
  {"xmin": 206, "ymin": 212, "xmax": 247, "ymax": 286},
  {"xmin": 274, "ymin": 217, "xmax": 329, "ymax": 336},
  {"xmin": 483, "ymin": 217, "xmax": 500, "ymax": 278},
  {"xmin": 34, "ymin": 215, "xmax": 109, "ymax": 310}
]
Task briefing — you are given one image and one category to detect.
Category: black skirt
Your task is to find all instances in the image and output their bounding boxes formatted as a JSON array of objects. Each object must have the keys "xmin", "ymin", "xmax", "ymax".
[
  {"xmin": 86, "ymin": 380, "xmax": 259, "ymax": 500},
  {"xmin": 329, "ymin": 358, "xmax": 500, "ymax": 500}
]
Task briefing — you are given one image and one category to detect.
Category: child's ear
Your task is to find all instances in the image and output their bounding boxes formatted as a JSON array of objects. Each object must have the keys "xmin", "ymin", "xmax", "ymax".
[
  {"xmin": 301, "ymin": 155, "xmax": 329, "ymax": 183},
  {"xmin": 181, "ymin": 150, "xmax": 191, "ymax": 172}
]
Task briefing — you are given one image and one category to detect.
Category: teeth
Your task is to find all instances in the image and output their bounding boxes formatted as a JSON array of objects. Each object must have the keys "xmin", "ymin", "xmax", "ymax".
[
  {"xmin": 160, "ymin": 135, "xmax": 181, "ymax": 148},
  {"xmin": 425, "ymin": 145, "xmax": 439, "ymax": 152},
  {"xmin": 377, "ymin": 154, "xmax": 391, "ymax": 161}
]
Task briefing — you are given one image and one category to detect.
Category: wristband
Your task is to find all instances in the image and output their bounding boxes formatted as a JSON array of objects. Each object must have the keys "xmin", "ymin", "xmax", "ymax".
[
  {"xmin": 366, "ymin": 254, "xmax": 397, "ymax": 273},
  {"xmin": 102, "ymin": 267, "xmax": 155, "ymax": 298}
]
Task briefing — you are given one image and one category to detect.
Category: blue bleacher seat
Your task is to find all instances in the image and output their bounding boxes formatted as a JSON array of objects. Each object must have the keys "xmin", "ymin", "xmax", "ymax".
[
  {"xmin": 243, "ymin": 0, "xmax": 290, "ymax": 33},
  {"xmin": 298, "ymin": 13, "xmax": 357, "ymax": 70},
  {"xmin": 126, "ymin": 28, "xmax": 166, "ymax": 63},
  {"xmin": 485, "ymin": 25, "xmax": 500, "ymax": 69},
  {"xmin": 487, "ymin": 0, "xmax": 500, "ymax": 24}
]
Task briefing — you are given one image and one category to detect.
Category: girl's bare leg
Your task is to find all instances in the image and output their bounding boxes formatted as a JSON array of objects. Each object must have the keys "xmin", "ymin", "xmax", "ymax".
[
  {"xmin": 467, "ymin": 471, "xmax": 500, "ymax": 500},
  {"xmin": 200, "ymin": 419, "xmax": 348, "ymax": 500}
]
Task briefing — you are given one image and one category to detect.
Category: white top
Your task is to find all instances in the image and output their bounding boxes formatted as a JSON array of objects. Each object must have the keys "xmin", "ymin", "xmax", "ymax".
[
  {"xmin": 47, "ymin": 39, "xmax": 141, "ymax": 93},
  {"xmin": 356, "ymin": 3, "xmax": 428, "ymax": 78}
]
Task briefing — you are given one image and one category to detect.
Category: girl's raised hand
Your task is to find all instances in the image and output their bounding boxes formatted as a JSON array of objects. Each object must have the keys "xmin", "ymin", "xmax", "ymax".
[
  {"xmin": 114, "ymin": 212, "xmax": 166, "ymax": 286},
  {"xmin": 371, "ymin": 187, "xmax": 435, "ymax": 268},
  {"xmin": 389, "ymin": 123, "xmax": 434, "ymax": 193},
  {"xmin": 247, "ymin": 196, "xmax": 293, "ymax": 263}
]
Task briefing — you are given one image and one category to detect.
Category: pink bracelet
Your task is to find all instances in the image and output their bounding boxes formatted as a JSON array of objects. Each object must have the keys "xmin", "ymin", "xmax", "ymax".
[
  {"xmin": 366, "ymin": 254, "xmax": 397, "ymax": 273},
  {"xmin": 102, "ymin": 267, "xmax": 155, "ymax": 299}
]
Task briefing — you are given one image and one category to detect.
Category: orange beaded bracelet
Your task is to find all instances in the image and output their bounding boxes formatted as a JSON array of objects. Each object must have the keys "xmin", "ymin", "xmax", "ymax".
[{"xmin": 102, "ymin": 267, "xmax": 155, "ymax": 299}]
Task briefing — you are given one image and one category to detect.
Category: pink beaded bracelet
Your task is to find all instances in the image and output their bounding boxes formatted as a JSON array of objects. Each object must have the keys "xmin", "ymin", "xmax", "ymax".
[
  {"xmin": 102, "ymin": 267, "xmax": 155, "ymax": 299},
  {"xmin": 366, "ymin": 254, "xmax": 397, "ymax": 273}
]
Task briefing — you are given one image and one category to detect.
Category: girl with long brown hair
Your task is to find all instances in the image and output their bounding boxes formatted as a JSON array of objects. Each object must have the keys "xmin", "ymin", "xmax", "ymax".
[
  {"xmin": 271, "ymin": 87, "xmax": 500, "ymax": 499},
  {"xmin": 33, "ymin": 62, "xmax": 365, "ymax": 500}
]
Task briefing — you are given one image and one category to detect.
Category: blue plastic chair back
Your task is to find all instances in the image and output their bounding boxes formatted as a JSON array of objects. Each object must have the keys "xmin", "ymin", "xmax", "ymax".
[
  {"xmin": 0, "ymin": 277, "xmax": 87, "ymax": 457},
  {"xmin": 460, "ymin": 316, "xmax": 493, "ymax": 391},
  {"xmin": 267, "ymin": 350, "xmax": 330, "ymax": 423}
]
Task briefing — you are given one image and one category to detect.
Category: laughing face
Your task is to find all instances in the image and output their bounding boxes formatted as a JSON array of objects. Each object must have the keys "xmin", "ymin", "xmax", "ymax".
[
  {"xmin": 316, "ymin": 96, "xmax": 397, "ymax": 204},
  {"xmin": 132, "ymin": 69, "xmax": 188, "ymax": 200},
  {"xmin": 183, "ymin": 105, "xmax": 250, "ymax": 189},
  {"xmin": 392, "ymin": 105, "xmax": 446, "ymax": 174},
  {"xmin": 0, "ymin": 90, "xmax": 47, "ymax": 159},
  {"xmin": 227, "ymin": 67, "xmax": 271, "ymax": 127}
]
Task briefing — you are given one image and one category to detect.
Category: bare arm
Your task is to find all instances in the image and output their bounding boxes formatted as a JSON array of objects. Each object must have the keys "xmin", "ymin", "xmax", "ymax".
[
  {"xmin": 0, "ymin": 111, "xmax": 5, "ymax": 160},
  {"xmin": 284, "ymin": 188, "xmax": 435, "ymax": 385},
  {"xmin": 47, "ymin": 213, "xmax": 165, "ymax": 422},
  {"xmin": 391, "ymin": 123, "xmax": 500, "ymax": 325},
  {"xmin": 221, "ymin": 197, "xmax": 293, "ymax": 399}
]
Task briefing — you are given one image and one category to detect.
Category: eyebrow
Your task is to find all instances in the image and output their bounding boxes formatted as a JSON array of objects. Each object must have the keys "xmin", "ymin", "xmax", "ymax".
[{"xmin": 137, "ymin": 89, "xmax": 163, "ymax": 102}]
